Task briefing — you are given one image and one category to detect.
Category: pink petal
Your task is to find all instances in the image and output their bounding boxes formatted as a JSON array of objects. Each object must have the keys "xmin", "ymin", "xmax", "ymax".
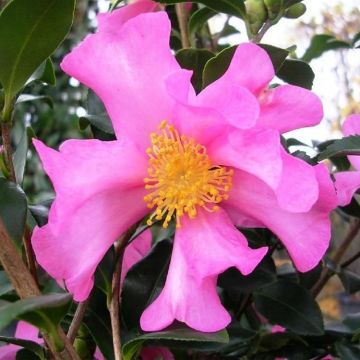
[
  {"xmin": 208, "ymin": 128, "xmax": 282, "ymax": 190},
  {"xmin": 94, "ymin": 348, "xmax": 105, "ymax": 360},
  {"xmin": 61, "ymin": 12, "xmax": 184, "ymax": 150},
  {"xmin": 121, "ymin": 229, "xmax": 152, "ymax": 283},
  {"xmin": 276, "ymin": 149, "xmax": 319, "ymax": 213},
  {"xmin": 211, "ymin": 43, "xmax": 274, "ymax": 95},
  {"xmin": 227, "ymin": 164, "xmax": 337, "ymax": 272},
  {"xmin": 343, "ymin": 114, "xmax": 360, "ymax": 170},
  {"xmin": 334, "ymin": 171, "xmax": 360, "ymax": 206},
  {"xmin": 196, "ymin": 83, "xmax": 260, "ymax": 129},
  {"xmin": 32, "ymin": 139, "xmax": 149, "ymax": 301},
  {"xmin": 141, "ymin": 347, "xmax": 174, "ymax": 360},
  {"xmin": 0, "ymin": 322, "xmax": 41, "ymax": 360},
  {"xmin": 257, "ymin": 84, "xmax": 323, "ymax": 133},
  {"xmin": 141, "ymin": 209, "xmax": 267, "ymax": 332},
  {"xmin": 97, "ymin": 0, "xmax": 158, "ymax": 33}
]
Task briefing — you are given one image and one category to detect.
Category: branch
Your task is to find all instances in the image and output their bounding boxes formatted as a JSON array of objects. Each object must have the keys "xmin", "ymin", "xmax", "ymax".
[
  {"xmin": 250, "ymin": 19, "xmax": 272, "ymax": 43},
  {"xmin": 67, "ymin": 299, "xmax": 90, "ymax": 344},
  {"xmin": 312, "ymin": 220, "xmax": 360, "ymax": 297},
  {"xmin": 1, "ymin": 122, "xmax": 16, "ymax": 182},
  {"xmin": 341, "ymin": 249, "xmax": 360, "ymax": 268},
  {"xmin": 0, "ymin": 219, "xmax": 80, "ymax": 359},
  {"xmin": 175, "ymin": 3, "xmax": 190, "ymax": 48}
]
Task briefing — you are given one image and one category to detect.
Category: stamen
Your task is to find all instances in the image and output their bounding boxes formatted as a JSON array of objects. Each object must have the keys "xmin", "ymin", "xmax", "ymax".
[{"xmin": 144, "ymin": 121, "xmax": 233, "ymax": 228}]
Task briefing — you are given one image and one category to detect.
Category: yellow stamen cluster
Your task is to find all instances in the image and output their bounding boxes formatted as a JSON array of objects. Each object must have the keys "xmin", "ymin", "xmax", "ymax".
[{"xmin": 144, "ymin": 121, "xmax": 233, "ymax": 228}]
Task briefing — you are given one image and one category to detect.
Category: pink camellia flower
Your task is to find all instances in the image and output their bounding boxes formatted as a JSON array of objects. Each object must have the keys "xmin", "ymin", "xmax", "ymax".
[
  {"xmin": 0, "ymin": 322, "xmax": 41, "ymax": 360},
  {"xmin": 333, "ymin": 114, "xmax": 360, "ymax": 206},
  {"xmin": 31, "ymin": 3, "xmax": 337, "ymax": 332}
]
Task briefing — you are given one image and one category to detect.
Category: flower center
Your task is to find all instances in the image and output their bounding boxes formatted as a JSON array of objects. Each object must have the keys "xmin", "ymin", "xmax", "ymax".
[{"xmin": 144, "ymin": 121, "xmax": 233, "ymax": 228}]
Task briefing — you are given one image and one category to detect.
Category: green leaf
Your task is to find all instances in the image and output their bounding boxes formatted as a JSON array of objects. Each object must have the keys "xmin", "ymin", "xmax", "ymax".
[
  {"xmin": 123, "ymin": 327, "xmax": 229, "ymax": 360},
  {"xmin": 0, "ymin": 178, "xmax": 27, "ymax": 247},
  {"xmin": 219, "ymin": 256, "xmax": 276, "ymax": 293},
  {"xmin": 254, "ymin": 280, "xmax": 324, "ymax": 335},
  {"xmin": 13, "ymin": 126, "xmax": 35, "ymax": 184},
  {"xmin": 79, "ymin": 114, "xmax": 114, "ymax": 135},
  {"xmin": 338, "ymin": 269, "xmax": 360, "ymax": 294},
  {"xmin": 0, "ymin": 0, "xmax": 75, "ymax": 99},
  {"xmin": 189, "ymin": 7, "xmax": 217, "ymax": 38},
  {"xmin": 176, "ymin": 48, "xmax": 214, "ymax": 93},
  {"xmin": 157, "ymin": 0, "xmax": 245, "ymax": 18},
  {"xmin": 302, "ymin": 34, "xmax": 350, "ymax": 63},
  {"xmin": 339, "ymin": 197, "xmax": 360, "ymax": 218},
  {"xmin": 259, "ymin": 44, "xmax": 289, "ymax": 72},
  {"xmin": 0, "ymin": 293, "xmax": 72, "ymax": 333},
  {"xmin": 121, "ymin": 239, "xmax": 172, "ymax": 330},
  {"xmin": 0, "ymin": 335, "xmax": 45, "ymax": 360},
  {"xmin": 353, "ymin": 31, "xmax": 360, "ymax": 48},
  {"xmin": 335, "ymin": 341, "xmax": 360, "ymax": 359},
  {"xmin": 26, "ymin": 58, "xmax": 56, "ymax": 86},
  {"xmin": 343, "ymin": 313, "xmax": 360, "ymax": 331},
  {"xmin": 298, "ymin": 262, "xmax": 323, "ymax": 289},
  {"xmin": 277, "ymin": 59, "xmax": 315, "ymax": 89},
  {"xmin": 317, "ymin": 136, "xmax": 360, "ymax": 161},
  {"xmin": 202, "ymin": 45, "xmax": 236, "ymax": 88},
  {"xmin": 16, "ymin": 94, "xmax": 53, "ymax": 108},
  {"xmin": 0, "ymin": 271, "xmax": 13, "ymax": 297}
]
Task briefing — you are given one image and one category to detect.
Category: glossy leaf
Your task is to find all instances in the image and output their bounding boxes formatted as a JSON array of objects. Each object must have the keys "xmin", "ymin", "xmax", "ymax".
[
  {"xmin": 0, "ymin": 0, "xmax": 75, "ymax": 99},
  {"xmin": 123, "ymin": 327, "xmax": 229, "ymax": 360},
  {"xmin": 26, "ymin": 58, "xmax": 56, "ymax": 86},
  {"xmin": 16, "ymin": 95, "xmax": 53, "ymax": 108},
  {"xmin": 79, "ymin": 114, "xmax": 114, "ymax": 135},
  {"xmin": 0, "ymin": 294, "xmax": 72, "ymax": 333},
  {"xmin": 0, "ymin": 271, "xmax": 13, "ymax": 297},
  {"xmin": 176, "ymin": 48, "xmax": 214, "ymax": 93},
  {"xmin": 157, "ymin": 0, "xmax": 245, "ymax": 18},
  {"xmin": 338, "ymin": 269, "xmax": 360, "ymax": 294},
  {"xmin": 0, "ymin": 178, "xmax": 27, "ymax": 247},
  {"xmin": 0, "ymin": 335, "xmax": 45, "ymax": 360},
  {"xmin": 254, "ymin": 280, "xmax": 324, "ymax": 335},
  {"xmin": 302, "ymin": 34, "xmax": 349, "ymax": 63},
  {"xmin": 121, "ymin": 240, "xmax": 172, "ymax": 330},
  {"xmin": 188, "ymin": 7, "xmax": 216, "ymax": 38},
  {"xmin": 317, "ymin": 136, "xmax": 360, "ymax": 161},
  {"xmin": 277, "ymin": 59, "xmax": 315, "ymax": 89},
  {"xmin": 259, "ymin": 44, "xmax": 289, "ymax": 72},
  {"xmin": 336, "ymin": 341, "xmax": 360, "ymax": 359}
]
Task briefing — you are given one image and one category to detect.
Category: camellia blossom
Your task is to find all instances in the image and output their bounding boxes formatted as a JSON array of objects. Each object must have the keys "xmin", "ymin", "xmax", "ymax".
[
  {"xmin": 333, "ymin": 114, "xmax": 360, "ymax": 206},
  {"xmin": 32, "ymin": 3, "xmax": 337, "ymax": 332}
]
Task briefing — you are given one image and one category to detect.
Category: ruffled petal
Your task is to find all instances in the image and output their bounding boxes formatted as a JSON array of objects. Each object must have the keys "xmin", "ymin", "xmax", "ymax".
[
  {"xmin": 195, "ymin": 83, "xmax": 260, "ymax": 129},
  {"xmin": 61, "ymin": 12, "xmax": 184, "ymax": 149},
  {"xmin": 32, "ymin": 139, "xmax": 149, "ymax": 301},
  {"xmin": 257, "ymin": 84, "xmax": 323, "ymax": 133},
  {"xmin": 227, "ymin": 164, "xmax": 337, "ymax": 272},
  {"xmin": 343, "ymin": 114, "xmax": 360, "ymax": 170},
  {"xmin": 121, "ymin": 229, "xmax": 152, "ymax": 283},
  {"xmin": 209, "ymin": 43, "xmax": 274, "ymax": 95},
  {"xmin": 208, "ymin": 128, "xmax": 282, "ymax": 190},
  {"xmin": 334, "ymin": 171, "xmax": 360, "ymax": 206},
  {"xmin": 140, "ymin": 209, "xmax": 267, "ymax": 332},
  {"xmin": 276, "ymin": 149, "xmax": 319, "ymax": 213}
]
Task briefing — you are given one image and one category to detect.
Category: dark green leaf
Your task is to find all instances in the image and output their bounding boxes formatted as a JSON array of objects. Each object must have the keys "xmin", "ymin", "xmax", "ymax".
[
  {"xmin": 176, "ymin": 48, "xmax": 214, "ymax": 93},
  {"xmin": 254, "ymin": 280, "xmax": 324, "ymax": 335},
  {"xmin": 335, "ymin": 341, "xmax": 360, "ymax": 359},
  {"xmin": 27, "ymin": 58, "xmax": 56, "ymax": 86},
  {"xmin": 0, "ymin": 271, "xmax": 13, "ymax": 297},
  {"xmin": 0, "ymin": 178, "xmax": 27, "ymax": 247},
  {"xmin": 302, "ymin": 34, "xmax": 350, "ymax": 63},
  {"xmin": 121, "ymin": 240, "xmax": 172, "ymax": 330},
  {"xmin": 353, "ymin": 31, "xmax": 360, "ymax": 48},
  {"xmin": 189, "ymin": 7, "xmax": 216, "ymax": 38},
  {"xmin": 219, "ymin": 256, "xmax": 276, "ymax": 293},
  {"xmin": 16, "ymin": 349, "xmax": 41, "ymax": 360},
  {"xmin": 16, "ymin": 94, "xmax": 53, "ymax": 108},
  {"xmin": 157, "ymin": 0, "xmax": 245, "ymax": 18},
  {"xmin": 123, "ymin": 327, "xmax": 229, "ymax": 360},
  {"xmin": 277, "ymin": 59, "xmax": 315, "ymax": 89},
  {"xmin": 0, "ymin": 335, "xmax": 45, "ymax": 360},
  {"xmin": 339, "ymin": 269, "xmax": 360, "ymax": 294},
  {"xmin": 339, "ymin": 197, "xmax": 360, "ymax": 218},
  {"xmin": 0, "ymin": 0, "xmax": 75, "ymax": 99},
  {"xmin": 259, "ymin": 44, "xmax": 289, "ymax": 72},
  {"xmin": 13, "ymin": 126, "xmax": 35, "ymax": 184},
  {"xmin": 0, "ymin": 293, "xmax": 72, "ymax": 332},
  {"xmin": 79, "ymin": 114, "xmax": 114, "ymax": 135},
  {"xmin": 28, "ymin": 203, "xmax": 50, "ymax": 227},
  {"xmin": 343, "ymin": 313, "xmax": 360, "ymax": 331},
  {"xmin": 317, "ymin": 136, "xmax": 360, "ymax": 161},
  {"xmin": 202, "ymin": 45, "xmax": 236, "ymax": 87},
  {"xmin": 298, "ymin": 262, "xmax": 323, "ymax": 289}
]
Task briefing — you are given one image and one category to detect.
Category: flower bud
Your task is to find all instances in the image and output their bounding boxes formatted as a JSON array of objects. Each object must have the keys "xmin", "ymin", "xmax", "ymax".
[
  {"xmin": 284, "ymin": 3, "xmax": 306, "ymax": 19},
  {"xmin": 246, "ymin": 0, "xmax": 268, "ymax": 34},
  {"xmin": 264, "ymin": 0, "xmax": 283, "ymax": 20}
]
